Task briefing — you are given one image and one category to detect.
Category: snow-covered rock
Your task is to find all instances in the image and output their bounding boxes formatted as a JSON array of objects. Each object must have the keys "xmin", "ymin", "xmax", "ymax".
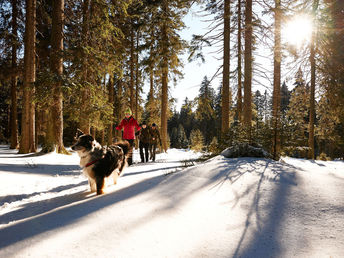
[{"xmin": 221, "ymin": 142, "xmax": 272, "ymax": 159}]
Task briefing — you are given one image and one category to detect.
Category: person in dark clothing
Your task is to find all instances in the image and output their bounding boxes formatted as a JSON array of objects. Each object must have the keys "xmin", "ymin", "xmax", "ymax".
[
  {"xmin": 149, "ymin": 123, "xmax": 162, "ymax": 162},
  {"xmin": 115, "ymin": 108, "xmax": 141, "ymax": 165},
  {"xmin": 138, "ymin": 121, "xmax": 151, "ymax": 163}
]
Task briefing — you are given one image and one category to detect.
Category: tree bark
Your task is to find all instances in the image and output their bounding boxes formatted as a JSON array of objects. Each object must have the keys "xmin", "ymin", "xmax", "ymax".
[
  {"xmin": 243, "ymin": 0, "xmax": 252, "ymax": 140},
  {"xmin": 135, "ymin": 31, "xmax": 139, "ymax": 119},
  {"xmin": 51, "ymin": 0, "xmax": 67, "ymax": 153},
  {"xmin": 107, "ymin": 75, "xmax": 114, "ymax": 145},
  {"xmin": 272, "ymin": 0, "xmax": 281, "ymax": 159},
  {"xmin": 236, "ymin": 0, "xmax": 242, "ymax": 123},
  {"xmin": 160, "ymin": 0, "xmax": 169, "ymax": 151},
  {"xmin": 10, "ymin": 0, "xmax": 18, "ymax": 149},
  {"xmin": 130, "ymin": 23, "xmax": 135, "ymax": 112},
  {"xmin": 308, "ymin": 0, "xmax": 319, "ymax": 159},
  {"xmin": 19, "ymin": 0, "xmax": 36, "ymax": 154},
  {"xmin": 221, "ymin": 0, "xmax": 230, "ymax": 134},
  {"xmin": 80, "ymin": 0, "xmax": 90, "ymax": 134}
]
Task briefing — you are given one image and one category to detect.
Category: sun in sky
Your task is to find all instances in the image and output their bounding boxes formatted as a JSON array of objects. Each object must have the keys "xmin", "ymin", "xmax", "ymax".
[{"xmin": 283, "ymin": 15, "xmax": 313, "ymax": 48}]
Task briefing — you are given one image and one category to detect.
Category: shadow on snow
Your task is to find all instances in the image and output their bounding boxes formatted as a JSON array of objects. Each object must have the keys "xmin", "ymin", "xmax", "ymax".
[{"xmin": 0, "ymin": 155, "xmax": 304, "ymax": 257}]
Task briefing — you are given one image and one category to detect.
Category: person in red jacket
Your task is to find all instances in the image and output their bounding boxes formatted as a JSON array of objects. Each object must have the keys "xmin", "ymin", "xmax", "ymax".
[{"xmin": 116, "ymin": 108, "xmax": 141, "ymax": 165}]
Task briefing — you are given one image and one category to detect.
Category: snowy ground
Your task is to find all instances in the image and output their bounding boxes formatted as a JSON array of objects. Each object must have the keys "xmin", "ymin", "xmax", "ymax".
[{"xmin": 0, "ymin": 145, "xmax": 344, "ymax": 258}]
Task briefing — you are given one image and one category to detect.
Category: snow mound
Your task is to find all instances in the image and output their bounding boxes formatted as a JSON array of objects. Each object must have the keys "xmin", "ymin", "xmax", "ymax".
[{"xmin": 221, "ymin": 143, "xmax": 272, "ymax": 159}]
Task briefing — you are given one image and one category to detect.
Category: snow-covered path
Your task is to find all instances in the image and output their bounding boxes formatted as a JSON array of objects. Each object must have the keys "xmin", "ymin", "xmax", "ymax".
[{"xmin": 0, "ymin": 145, "xmax": 344, "ymax": 257}]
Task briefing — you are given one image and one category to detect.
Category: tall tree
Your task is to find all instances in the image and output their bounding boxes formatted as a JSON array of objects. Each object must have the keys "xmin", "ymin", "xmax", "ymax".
[
  {"xmin": 129, "ymin": 22, "xmax": 135, "ymax": 111},
  {"xmin": 79, "ymin": 0, "xmax": 90, "ymax": 134},
  {"xmin": 236, "ymin": 0, "xmax": 243, "ymax": 123},
  {"xmin": 243, "ymin": 0, "xmax": 253, "ymax": 140},
  {"xmin": 196, "ymin": 76, "xmax": 216, "ymax": 144},
  {"xmin": 19, "ymin": 0, "xmax": 36, "ymax": 154},
  {"xmin": 308, "ymin": 0, "xmax": 319, "ymax": 159},
  {"xmin": 286, "ymin": 69, "xmax": 309, "ymax": 147},
  {"xmin": 272, "ymin": 0, "xmax": 282, "ymax": 159},
  {"xmin": 221, "ymin": 0, "xmax": 230, "ymax": 134},
  {"xmin": 10, "ymin": 0, "xmax": 18, "ymax": 149},
  {"xmin": 157, "ymin": 0, "xmax": 190, "ymax": 151},
  {"xmin": 160, "ymin": 0, "xmax": 169, "ymax": 151},
  {"xmin": 42, "ymin": 0, "xmax": 67, "ymax": 153},
  {"xmin": 107, "ymin": 75, "xmax": 114, "ymax": 145}
]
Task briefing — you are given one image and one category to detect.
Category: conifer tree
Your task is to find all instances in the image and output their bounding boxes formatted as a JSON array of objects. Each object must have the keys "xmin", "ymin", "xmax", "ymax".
[
  {"xmin": 10, "ymin": 0, "xmax": 18, "ymax": 149},
  {"xmin": 308, "ymin": 0, "xmax": 319, "ymax": 159},
  {"xmin": 19, "ymin": 0, "xmax": 36, "ymax": 154},
  {"xmin": 286, "ymin": 69, "xmax": 310, "ymax": 147},
  {"xmin": 41, "ymin": 0, "xmax": 67, "ymax": 154},
  {"xmin": 195, "ymin": 76, "xmax": 216, "ymax": 144},
  {"xmin": 243, "ymin": 0, "xmax": 253, "ymax": 141},
  {"xmin": 221, "ymin": 0, "xmax": 231, "ymax": 134},
  {"xmin": 190, "ymin": 129, "xmax": 204, "ymax": 152},
  {"xmin": 272, "ymin": 0, "xmax": 282, "ymax": 159}
]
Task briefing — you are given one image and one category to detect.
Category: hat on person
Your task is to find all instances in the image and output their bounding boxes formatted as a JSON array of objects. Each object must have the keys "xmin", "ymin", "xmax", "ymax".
[
  {"xmin": 125, "ymin": 108, "xmax": 132, "ymax": 116},
  {"xmin": 152, "ymin": 123, "xmax": 156, "ymax": 127},
  {"xmin": 142, "ymin": 121, "xmax": 146, "ymax": 125}
]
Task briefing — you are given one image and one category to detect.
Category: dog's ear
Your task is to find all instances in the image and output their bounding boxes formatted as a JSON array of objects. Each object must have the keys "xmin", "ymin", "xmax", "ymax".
[
  {"xmin": 86, "ymin": 135, "xmax": 94, "ymax": 142},
  {"xmin": 76, "ymin": 129, "xmax": 84, "ymax": 138}
]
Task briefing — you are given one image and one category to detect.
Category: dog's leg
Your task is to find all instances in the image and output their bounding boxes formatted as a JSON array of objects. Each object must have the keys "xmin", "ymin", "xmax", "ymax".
[
  {"xmin": 113, "ymin": 171, "xmax": 119, "ymax": 185},
  {"xmin": 118, "ymin": 160, "xmax": 126, "ymax": 176},
  {"xmin": 96, "ymin": 176, "xmax": 105, "ymax": 195},
  {"xmin": 89, "ymin": 178, "xmax": 97, "ymax": 192}
]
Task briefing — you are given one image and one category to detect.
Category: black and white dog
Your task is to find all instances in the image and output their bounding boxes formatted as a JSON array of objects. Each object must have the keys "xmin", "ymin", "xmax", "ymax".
[{"xmin": 72, "ymin": 129, "xmax": 129, "ymax": 195}]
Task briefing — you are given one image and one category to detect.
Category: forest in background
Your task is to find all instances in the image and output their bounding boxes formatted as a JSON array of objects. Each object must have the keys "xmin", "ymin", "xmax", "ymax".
[{"xmin": 0, "ymin": 0, "xmax": 343, "ymax": 159}]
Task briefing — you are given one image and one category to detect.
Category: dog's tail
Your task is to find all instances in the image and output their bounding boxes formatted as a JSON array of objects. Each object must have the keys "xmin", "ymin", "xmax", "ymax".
[{"xmin": 115, "ymin": 141, "xmax": 130, "ymax": 156}]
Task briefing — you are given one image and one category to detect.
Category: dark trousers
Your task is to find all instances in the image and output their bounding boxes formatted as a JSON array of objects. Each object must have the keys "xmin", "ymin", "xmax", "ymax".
[
  {"xmin": 125, "ymin": 139, "xmax": 134, "ymax": 165},
  {"xmin": 139, "ymin": 142, "xmax": 150, "ymax": 162},
  {"xmin": 149, "ymin": 143, "xmax": 157, "ymax": 161}
]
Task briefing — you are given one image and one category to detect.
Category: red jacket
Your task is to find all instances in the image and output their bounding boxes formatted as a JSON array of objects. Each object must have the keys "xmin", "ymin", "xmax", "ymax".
[{"xmin": 116, "ymin": 116, "xmax": 141, "ymax": 140}]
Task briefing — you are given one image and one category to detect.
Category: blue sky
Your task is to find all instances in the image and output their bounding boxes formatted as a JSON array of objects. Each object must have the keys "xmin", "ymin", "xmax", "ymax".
[{"xmin": 174, "ymin": 5, "xmax": 222, "ymax": 109}]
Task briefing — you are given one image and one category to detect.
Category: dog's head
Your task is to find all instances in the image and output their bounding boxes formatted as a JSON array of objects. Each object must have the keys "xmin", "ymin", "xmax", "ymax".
[{"xmin": 71, "ymin": 129, "xmax": 94, "ymax": 152}]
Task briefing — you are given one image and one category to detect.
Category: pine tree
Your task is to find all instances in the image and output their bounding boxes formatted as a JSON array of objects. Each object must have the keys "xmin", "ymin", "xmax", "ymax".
[
  {"xmin": 19, "ymin": 0, "xmax": 36, "ymax": 154},
  {"xmin": 179, "ymin": 97, "xmax": 195, "ymax": 139},
  {"xmin": 221, "ymin": 0, "xmax": 231, "ymax": 134},
  {"xmin": 9, "ymin": 0, "xmax": 18, "ymax": 149},
  {"xmin": 286, "ymin": 69, "xmax": 310, "ymax": 148},
  {"xmin": 272, "ymin": 0, "xmax": 282, "ymax": 159},
  {"xmin": 190, "ymin": 129, "xmax": 204, "ymax": 152},
  {"xmin": 236, "ymin": 0, "xmax": 243, "ymax": 123},
  {"xmin": 41, "ymin": 0, "xmax": 67, "ymax": 154},
  {"xmin": 243, "ymin": 0, "xmax": 253, "ymax": 141},
  {"xmin": 308, "ymin": 0, "xmax": 319, "ymax": 159},
  {"xmin": 195, "ymin": 76, "xmax": 216, "ymax": 144},
  {"xmin": 177, "ymin": 124, "xmax": 188, "ymax": 149}
]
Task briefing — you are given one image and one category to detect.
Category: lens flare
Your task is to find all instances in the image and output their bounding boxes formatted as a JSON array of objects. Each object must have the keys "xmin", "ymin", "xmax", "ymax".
[{"xmin": 283, "ymin": 15, "xmax": 313, "ymax": 48}]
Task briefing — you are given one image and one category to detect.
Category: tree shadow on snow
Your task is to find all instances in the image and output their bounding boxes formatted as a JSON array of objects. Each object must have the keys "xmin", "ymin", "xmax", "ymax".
[
  {"xmin": 0, "ymin": 163, "xmax": 81, "ymax": 176},
  {"xmin": 0, "ymin": 156, "xmax": 304, "ymax": 257},
  {"xmin": 0, "ymin": 172, "xmax": 173, "ymax": 250},
  {"xmin": 0, "ymin": 181, "xmax": 89, "ymax": 220},
  {"xmin": 132, "ymin": 157, "xmax": 303, "ymax": 258},
  {"xmin": 226, "ymin": 158, "xmax": 301, "ymax": 258}
]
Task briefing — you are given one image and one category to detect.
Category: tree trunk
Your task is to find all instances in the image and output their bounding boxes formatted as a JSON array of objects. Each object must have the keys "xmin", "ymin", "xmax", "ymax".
[
  {"xmin": 243, "ymin": 0, "xmax": 252, "ymax": 141},
  {"xmin": 41, "ymin": 0, "xmax": 67, "ymax": 153},
  {"xmin": 236, "ymin": 0, "xmax": 242, "ymax": 123},
  {"xmin": 135, "ymin": 31, "xmax": 139, "ymax": 119},
  {"xmin": 308, "ymin": 0, "xmax": 319, "ymax": 159},
  {"xmin": 10, "ymin": 0, "xmax": 18, "ymax": 149},
  {"xmin": 107, "ymin": 75, "xmax": 114, "ymax": 145},
  {"xmin": 272, "ymin": 0, "xmax": 281, "ymax": 159},
  {"xmin": 19, "ymin": 0, "xmax": 36, "ymax": 154},
  {"xmin": 80, "ymin": 0, "xmax": 90, "ymax": 134},
  {"xmin": 221, "ymin": 0, "xmax": 230, "ymax": 134},
  {"xmin": 130, "ymin": 23, "xmax": 135, "ymax": 112},
  {"xmin": 160, "ymin": 0, "xmax": 169, "ymax": 151}
]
